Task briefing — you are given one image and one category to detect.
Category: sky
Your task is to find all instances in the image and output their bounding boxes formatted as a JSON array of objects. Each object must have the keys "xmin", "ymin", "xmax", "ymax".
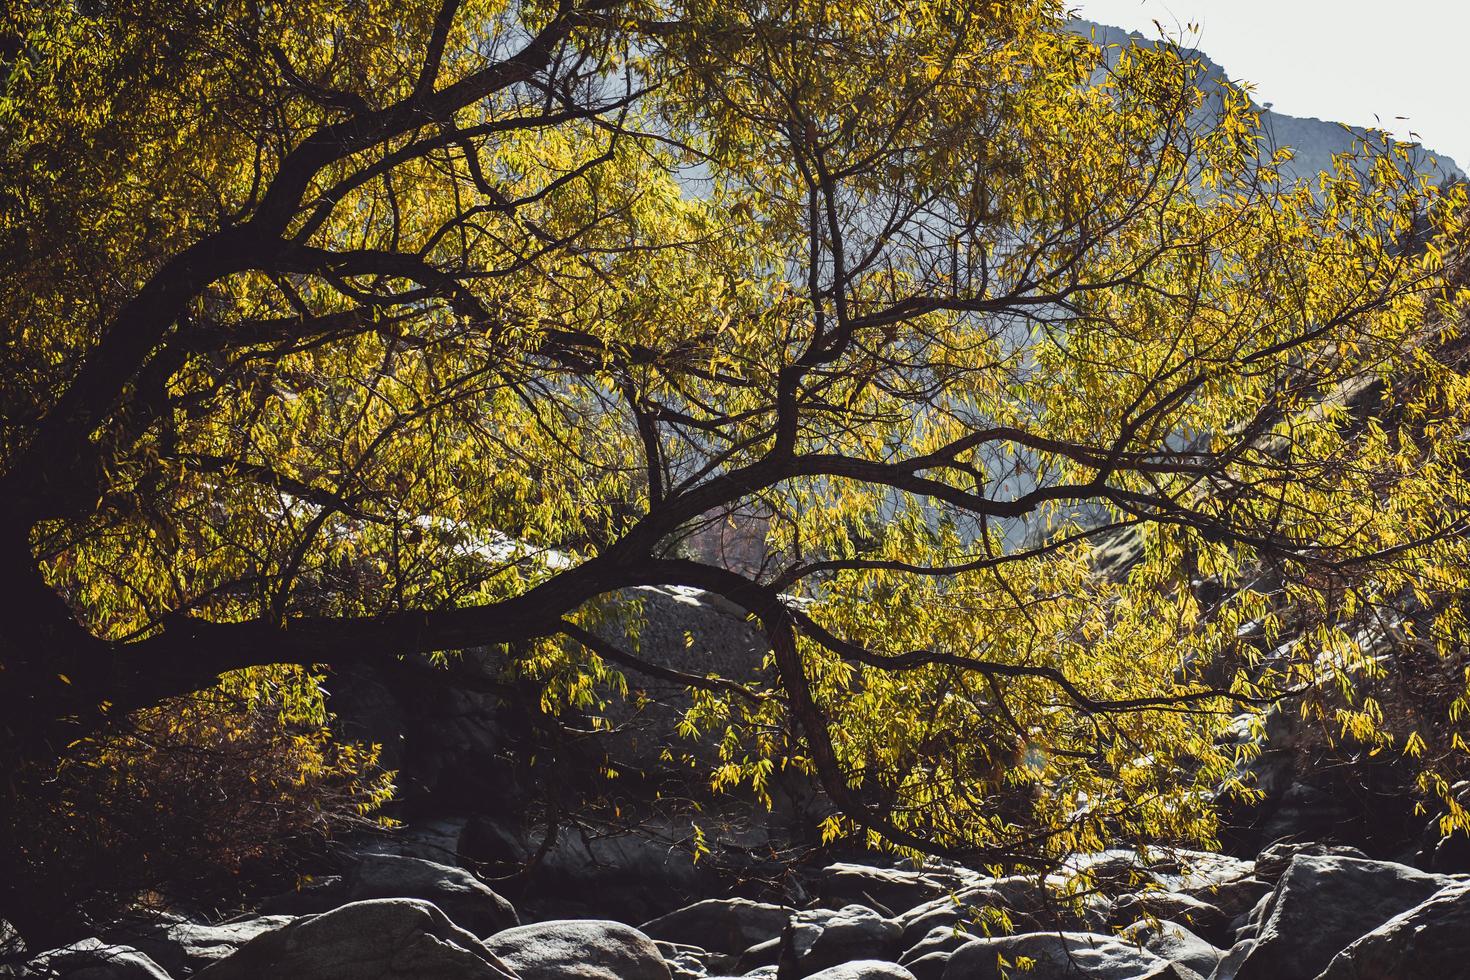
[{"xmin": 1073, "ymin": 0, "xmax": 1470, "ymax": 166}]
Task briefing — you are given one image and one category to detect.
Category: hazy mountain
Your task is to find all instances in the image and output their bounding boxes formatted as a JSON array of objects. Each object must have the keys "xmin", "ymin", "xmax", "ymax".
[{"xmin": 1074, "ymin": 20, "xmax": 1464, "ymax": 187}]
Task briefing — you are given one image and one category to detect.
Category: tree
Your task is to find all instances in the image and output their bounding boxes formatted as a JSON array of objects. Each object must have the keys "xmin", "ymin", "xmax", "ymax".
[{"xmin": 4, "ymin": 0, "xmax": 1470, "ymax": 923}]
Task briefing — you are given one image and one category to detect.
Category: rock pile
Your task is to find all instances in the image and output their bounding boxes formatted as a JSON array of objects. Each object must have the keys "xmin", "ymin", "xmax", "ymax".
[{"xmin": 12, "ymin": 842, "xmax": 1470, "ymax": 980}]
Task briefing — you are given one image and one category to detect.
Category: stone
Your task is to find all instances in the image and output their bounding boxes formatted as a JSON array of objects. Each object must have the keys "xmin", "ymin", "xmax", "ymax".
[
  {"xmin": 191, "ymin": 899, "xmax": 516, "ymax": 980},
  {"xmin": 803, "ymin": 962, "xmax": 916, "ymax": 980},
  {"xmin": 1315, "ymin": 880, "xmax": 1470, "ymax": 980},
  {"xmin": 816, "ymin": 865, "xmax": 976, "ymax": 916},
  {"xmin": 939, "ymin": 932, "xmax": 1191, "ymax": 979},
  {"xmin": 344, "ymin": 853, "xmax": 518, "ymax": 937},
  {"xmin": 486, "ymin": 919, "xmax": 672, "ymax": 980},
  {"xmin": 893, "ymin": 876, "xmax": 1072, "ymax": 949},
  {"xmin": 1251, "ymin": 841, "xmax": 1367, "ymax": 882},
  {"xmin": 641, "ymin": 899, "xmax": 790, "ymax": 954},
  {"xmin": 786, "ymin": 905, "xmax": 901, "ymax": 977},
  {"xmin": 1121, "ymin": 920, "xmax": 1223, "ymax": 979},
  {"xmin": 112, "ymin": 915, "xmax": 292, "ymax": 976},
  {"xmin": 1110, "ymin": 891, "xmax": 1231, "ymax": 947},
  {"xmin": 898, "ymin": 925, "xmax": 972, "ymax": 966},
  {"xmin": 1231, "ymin": 854, "xmax": 1454, "ymax": 980},
  {"xmin": 22, "ymin": 939, "xmax": 173, "ymax": 980},
  {"xmin": 1209, "ymin": 940, "xmax": 1253, "ymax": 980},
  {"xmin": 901, "ymin": 951, "xmax": 954, "ymax": 980}
]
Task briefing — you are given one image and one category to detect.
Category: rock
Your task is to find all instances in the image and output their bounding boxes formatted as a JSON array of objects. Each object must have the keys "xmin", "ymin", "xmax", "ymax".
[
  {"xmin": 110, "ymin": 915, "xmax": 292, "ymax": 976},
  {"xmin": 1179, "ymin": 877, "xmax": 1272, "ymax": 943},
  {"xmin": 1122, "ymin": 920, "xmax": 1223, "ymax": 978},
  {"xmin": 22, "ymin": 939, "xmax": 173, "ymax": 980},
  {"xmin": 939, "ymin": 932, "xmax": 1191, "ymax": 979},
  {"xmin": 1209, "ymin": 940, "xmax": 1253, "ymax": 980},
  {"xmin": 652, "ymin": 940, "xmax": 735, "ymax": 980},
  {"xmin": 486, "ymin": 919, "xmax": 672, "ymax": 980},
  {"xmin": 477, "ymin": 816, "xmax": 720, "ymax": 924},
  {"xmin": 1110, "ymin": 891, "xmax": 1231, "ymax": 947},
  {"xmin": 191, "ymin": 899, "xmax": 515, "ymax": 980},
  {"xmin": 734, "ymin": 936, "xmax": 781, "ymax": 974},
  {"xmin": 1152, "ymin": 851, "xmax": 1256, "ymax": 892},
  {"xmin": 665, "ymin": 949, "xmax": 708, "ymax": 980},
  {"xmin": 1, "ymin": 919, "xmax": 24, "ymax": 965},
  {"xmin": 901, "ymin": 950, "xmax": 954, "ymax": 980},
  {"xmin": 893, "ymin": 876, "xmax": 1072, "ymax": 948},
  {"xmin": 898, "ymin": 925, "xmax": 972, "ymax": 966},
  {"xmin": 803, "ymin": 962, "xmax": 916, "ymax": 980},
  {"xmin": 641, "ymin": 899, "xmax": 790, "ymax": 954},
  {"xmin": 786, "ymin": 905, "xmax": 901, "ymax": 977},
  {"xmin": 1251, "ymin": 841, "xmax": 1367, "ymax": 882},
  {"xmin": 356, "ymin": 818, "xmax": 470, "ymax": 865},
  {"xmin": 1231, "ymin": 854, "xmax": 1454, "ymax": 980},
  {"xmin": 816, "ymin": 865, "xmax": 976, "ymax": 916},
  {"xmin": 1315, "ymin": 880, "xmax": 1470, "ymax": 979},
  {"xmin": 344, "ymin": 853, "xmax": 518, "ymax": 937}
]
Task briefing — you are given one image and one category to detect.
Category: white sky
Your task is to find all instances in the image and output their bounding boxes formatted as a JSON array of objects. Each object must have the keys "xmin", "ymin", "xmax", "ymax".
[{"xmin": 1073, "ymin": 0, "xmax": 1470, "ymax": 166}]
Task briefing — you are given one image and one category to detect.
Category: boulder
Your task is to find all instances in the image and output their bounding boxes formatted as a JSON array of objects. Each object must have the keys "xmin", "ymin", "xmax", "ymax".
[
  {"xmin": 1209, "ymin": 940, "xmax": 1253, "ymax": 980},
  {"xmin": 1121, "ymin": 920, "xmax": 1223, "ymax": 978},
  {"xmin": 1251, "ymin": 841, "xmax": 1367, "ymax": 882},
  {"xmin": 1110, "ymin": 891, "xmax": 1231, "ymax": 947},
  {"xmin": 486, "ymin": 919, "xmax": 671, "ymax": 980},
  {"xmin": 898, "ymin": 925, "xmax": 972, "ymax": 966},
  {"xmin": 804, "ymin": 962, "xmax": 916, "ymax": 980},
  {"xmin": 901, "ymin": 950, "xmax": 954, "ymax": 980},
  {"xmin": 344, "ymin": 853, "xmax": 518, "ymax": 937},
  {"xmin": 191, "ymin": 899, "xmax": 515, "ymax": 980},
  {"xmin": 734, "ymin": 936, "xmax": 781, "ymax": 974},
  {"xmin": 893, "ymin": 876, "xmax": 1073, "ymax": 948},
  {"xmin": 1315, "ymin": 880, "xmax": 1470, "ymax": 979},
  {"xmin": 816, "ymin": 865, "xmax": 976, "ymax": 916},
  {"xmin": 1231, "ymin": 854, "xmax": 1454, "ymax": 980},
  {"xmin": 786, "ymin": 905, "xmax": 901, "ymax": 977},
  {"xmin": 640, "ymin": 899, "xmax": 790, "ymax": 954},
  {"xmin": 112, "ymin": 915, "xmax": 292, "ymax": 976},
  {"xmin": 939, "ymin": 932, "xmax": 1193, "ymax": 979},
  {"xmin": 22, "ymin": 939, "xmax": 172, "ymax": 980},
  {"xmin": 1178, "ymin": 877, "xmax": 1271, "ymax": 943}
]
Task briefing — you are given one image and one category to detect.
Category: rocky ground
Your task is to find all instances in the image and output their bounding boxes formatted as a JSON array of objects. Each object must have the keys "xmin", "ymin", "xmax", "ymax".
[{"xmin": 8, "ymin": 834, "xmax": 1470, "ymax": 979}]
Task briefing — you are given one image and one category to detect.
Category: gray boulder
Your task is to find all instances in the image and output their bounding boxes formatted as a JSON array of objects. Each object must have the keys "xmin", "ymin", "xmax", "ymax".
[
  {"xmin": 1122, "ymin": 920, "xmax": 1223, "ymax": 978},
  {"xmin": 901, "ymin": 951, "xmax": 954, "ymax": 980},
  {"xmin": 113, "ymin": 915, "xmax": 291, "ymax": 976},
  {"xmin": 804, "ymin": 962, "xmax": 916, "ymax": 980},
  {"xmin": 817, "ymin": 865, "xmax": 977, "ymax": 916},
  {"xmin": 939, "ymin": 932, "xmax": 1193, "ymax": 979},
  {"xmin": 1232, "ymin": 854, "xmax": 1455, "ymax": 980},
  {"xmin": 893, "ymin": 876, "xmax": 1072, "ymax": 948},
  {"xmin": 22, "ymin": 939, "xmax": 172, "ymax": 980},
  {"xmin": 1110, "ymin": 891, "xmax": 1231, "ymax": 947},
  {"xmin": 344, "ymin": 853, "xmax": 518, "ymax": 937},
  {"xmin": 191, "ymin": 899, "xmax": 515, "ymax": 980},
  {"xmin": 1209, "ymin": 940, "xmax": 1253, "ymax": 980},
  {"xmin": 487, "ymin": 919, "xmax": 671, "ymax": 980},
  {"xmin": 640, "ymin": 899, "xmax": 789, "ymax": 954},
  {"xmin": 1315, "ymin": 880, "xmax": 1470, "ymax": 979},
  {"xmin": 1251, "ymin": 842, "xmax": 1367, "ymax": 882},
  {"xmin": 898, "ymin": 925, "xmax": 972, "ymax": 966},
  {"xmin": 897, "ymin": 925, "xmax": 973, "ymax": 980},
  {"xmin": 787, "ymin": 905, "xmax": 901, "ymax": 977}
]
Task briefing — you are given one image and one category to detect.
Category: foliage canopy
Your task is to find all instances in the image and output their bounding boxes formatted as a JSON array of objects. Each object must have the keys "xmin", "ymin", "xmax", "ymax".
[{"xmin": 4, "ymin": 0, "xmax": 1470, "ymax": 895}]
